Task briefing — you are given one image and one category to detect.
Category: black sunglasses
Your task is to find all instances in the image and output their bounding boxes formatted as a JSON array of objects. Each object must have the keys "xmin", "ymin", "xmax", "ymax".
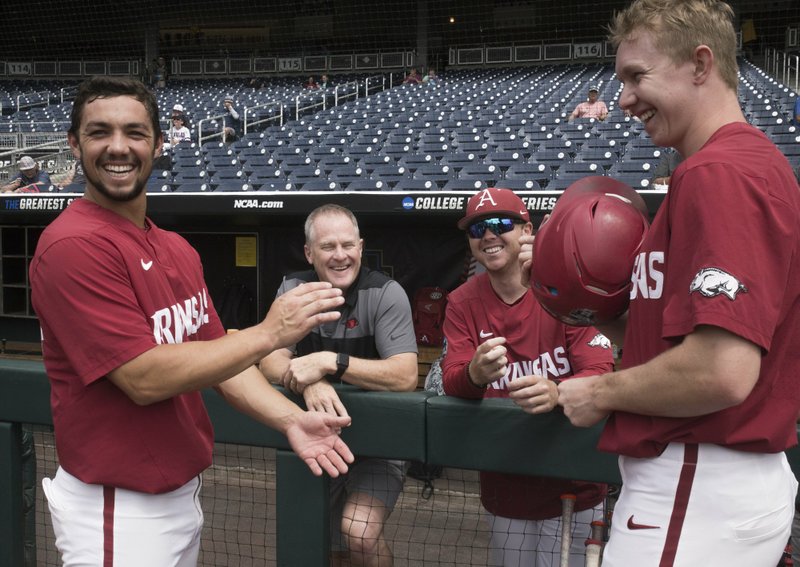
[{"xmin": 467, "ymin": 217, "xmax": 519, "ymax": 239}]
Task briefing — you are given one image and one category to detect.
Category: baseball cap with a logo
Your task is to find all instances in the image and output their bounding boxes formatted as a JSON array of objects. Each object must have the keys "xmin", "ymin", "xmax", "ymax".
[
  {"xmin": 18, "ymin": 156, "xmax": 36, "ymax": 171},
  {"xmin": 457, "ymin": 187, "xmax": 531, "ymax": 229},
  {"xmin": 589, "ymin": 85, "xmax": 599, "ymax": 92}
]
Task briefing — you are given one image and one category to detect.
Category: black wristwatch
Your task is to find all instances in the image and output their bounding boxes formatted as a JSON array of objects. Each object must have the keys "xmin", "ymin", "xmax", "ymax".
[{"xmin": 332, "ymin": 352, "xmax": 350, "ymax": 381}]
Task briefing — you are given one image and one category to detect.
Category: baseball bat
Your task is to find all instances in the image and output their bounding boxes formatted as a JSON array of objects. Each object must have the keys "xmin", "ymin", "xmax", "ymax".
[
  {"xmin": 590, "ymin": 520, "xmax": 606, "ymax": 542},
  {"xmin": 584, "ymin": 538, "xmax": 603, "ymax": 567},
  {"xmin": 560, "ymin": 493, "xmax": 577, "ymax": 567}
]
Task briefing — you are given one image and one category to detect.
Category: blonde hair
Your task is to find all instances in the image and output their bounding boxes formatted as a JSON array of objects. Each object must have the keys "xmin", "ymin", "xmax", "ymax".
[{"xmin": 609, "ymin": 0, "xmax": 739, "ymax": 91}]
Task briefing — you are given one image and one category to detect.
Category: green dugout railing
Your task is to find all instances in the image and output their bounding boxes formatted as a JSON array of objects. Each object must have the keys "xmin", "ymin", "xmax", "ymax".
[{"xmin": 1, "ymin": 358, "xmax": 799, "ymax": 566}]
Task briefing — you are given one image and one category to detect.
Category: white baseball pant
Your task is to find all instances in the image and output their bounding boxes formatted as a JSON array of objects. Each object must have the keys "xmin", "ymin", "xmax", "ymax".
[
  {"xmin": 43, "ymin": 467, "xmax": 204, "ymax": 567},
  {"xmin": 602, "ymin": 442, "xmax": 796, "ymax": 566}
]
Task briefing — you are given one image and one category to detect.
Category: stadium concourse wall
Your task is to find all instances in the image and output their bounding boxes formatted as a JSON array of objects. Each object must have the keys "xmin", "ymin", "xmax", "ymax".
[
  {"xmin": 0, "ymin": 190, "xmax": 668, "ymax": 344},
  {"xmin": 3, "ymin": 358, "xmax": 800, "ymax": 566}
]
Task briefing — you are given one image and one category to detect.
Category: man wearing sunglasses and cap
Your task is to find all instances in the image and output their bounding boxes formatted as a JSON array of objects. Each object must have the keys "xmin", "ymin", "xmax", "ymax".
[{"xmin": 441, "ymin": 187, "xmax": 614, "ymax": 567}]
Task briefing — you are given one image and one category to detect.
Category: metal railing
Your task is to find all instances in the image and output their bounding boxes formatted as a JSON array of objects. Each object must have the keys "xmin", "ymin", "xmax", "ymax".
[
  {"xmin": 294, "ymin": 90, "xmax": 327, "ymax": 121},
  {"xmin": 334, "ymin": 80, "xmax": 359, "ymax": 106},
  {"xmin": 196, "ymin": 112, "xmax": 229, "ymax": 146},
  {"xmin": 243, "ymin": 101, "xmax": 284, "ymax": 135},
  {"xmin": 2, "ymin": 360, "xmax": 800, "ymax": 567},
  {"xmin": 364, "ymin": 74, "xmax": 387, "ymax": 97},
  {"xmin": 14, "ymin": 91, "xmax": 51, "ymax": 113},
  {"xmin": 764, "ymin": 47, "xmax": 800, "ymax": 93},
  {"xmin": 59, "ymin": 86, "xmax": 79, "ymax": 104},
  {"xmin": 0, "ymin": 137, "xmax": 71, "ymax": 185}
]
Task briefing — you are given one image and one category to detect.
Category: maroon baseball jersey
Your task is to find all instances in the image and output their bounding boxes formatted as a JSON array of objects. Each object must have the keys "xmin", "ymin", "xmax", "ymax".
[
  {"xmin": 443, "ymin": 273, "xmax": 614, "ymax": 520},
  {"xmin": 30, "ymin": 199, "xmax": 224, "ymax": 493},
  {"xmin": 601, "ymin": 123, "xmax": 800, "ymax": 458}
]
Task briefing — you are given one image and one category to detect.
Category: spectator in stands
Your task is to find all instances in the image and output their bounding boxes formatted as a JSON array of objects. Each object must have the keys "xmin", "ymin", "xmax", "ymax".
[
  {"xmin": 30, "ymin": 75, "xmax": 353, "ymax": 567},
  {"xmin": 1, "ymin": 156, "xmax": 52, "ymax": 193},
  {"xmin": 422, "ymin": 68, "xmax": 439, "ymax": 85},
  {"xmin": 259, "ymin": 204, "xmax": 418, "ymax": 567},
  {"xmin": 58, "ymin": 160, "xmax": 85, "ymax": 191},
  {"xmin": 221, "ymin": 95, "xmax": 241, "ymax": 142},
  {"xmin": 650, "ymin": 147, "xmax": 684, "ymax": 189},
  {"xmin": 169, "ymin": 114, "xmax": 191, "ymax": 148},
  {"xmin": 319, "ymin": 74, "xmax": 332, "ymax": 89},
  {"xmin": 170, "ymin": 103, "xmax": 191, "ymax": 134},
  {"xmin": 569, "ymin": 85, "xmax": 609, "ymax": 121},
  {"xmin": 170, "ymin": 103, "xmax": 189, "ymax": 123},
  {"xmin": 794, "ymin": 97, "xmax": 800, "ymax": 127},
  {"xmin": 442, "ymin": 187, "xmax": 614, "ymax": 567},
  {"xmin": 304, "ymin": 76, "xmax": 319, "ymax": 89},
  {"xmin": 248, "ymin": 76, "xmax": 266, "ymax": 89},
  {"xmin": 403, "ymin": 68, "xmax": 422, "ymax": 85},
  {"xmin": 153, "ymin": 56, "xmax": 168, "ymax": 89}
]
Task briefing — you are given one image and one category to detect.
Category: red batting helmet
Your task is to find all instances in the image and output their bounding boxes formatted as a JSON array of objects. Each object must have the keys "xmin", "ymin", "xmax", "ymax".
[
  {"xmin": 551, "ymin": 175, "xmax": 649, "ymax": 218},
  {"xmin": 530, "ymin": 178, "xmax": 650, "ymax": 326}
]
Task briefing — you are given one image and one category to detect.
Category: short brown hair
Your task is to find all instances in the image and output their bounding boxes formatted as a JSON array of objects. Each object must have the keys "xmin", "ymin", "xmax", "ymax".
[{"xmin": 69, "ymin": 76, "xmax": 162, "ymax": 144}]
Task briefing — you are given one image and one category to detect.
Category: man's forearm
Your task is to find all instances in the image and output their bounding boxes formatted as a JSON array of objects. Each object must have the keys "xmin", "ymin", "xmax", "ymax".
[
  {"xmin": 592, "ymin": 326, "xmax": 760, "ymax": 418},
  {"xmin": 341, "ymin": 352, "xmax": 418, "ymax": 392}
]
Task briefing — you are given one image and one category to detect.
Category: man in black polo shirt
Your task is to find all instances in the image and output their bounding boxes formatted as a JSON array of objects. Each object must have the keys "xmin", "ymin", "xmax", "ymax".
[{"xmin": 260, "ymin": 204, "xmax": 418, "ymax": 567}]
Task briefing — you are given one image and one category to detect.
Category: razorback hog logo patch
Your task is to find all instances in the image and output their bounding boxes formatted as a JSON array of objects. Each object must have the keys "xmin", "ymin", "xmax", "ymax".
[
  {"xmin": 588, "ymin": 333, "xmax": 612, "ymax": 349},
  {"xmin": 689, "ymin": 268, "xmax": 748, "ymax": 300}
]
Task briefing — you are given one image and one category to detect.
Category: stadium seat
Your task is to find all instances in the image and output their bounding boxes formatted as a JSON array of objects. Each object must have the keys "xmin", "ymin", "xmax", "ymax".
[
  {"xmin": 439, "ymin": 152, "xmax": 480, "ymax": 173},
  {"xmin": 173, "ymin": 181, "xmax": 213, "ymax": 193},
  {"xmin": 329, "ymin": 165, "xmax": 367, "ymax": 186},
  {"xmin": 299, "ymin": 179, "xmax": 342, "ymax": 192},
  {"xmin": 609, "ymin": 160, "xmax": 655, "ymax": 177},
  {"xmin": 317, "ymin": 154, "xmax": 354, "ymax": 174},
  {"xmin": 484, "ymin": 151, "xmax": 528, "ymax": 171},
  {"xmin": 398, "ymin": 153, "xmax": 437, "ymax": 172},
  {"xmin": 505, "ymin": 163, "xmax": 553, "ymax": 188},
  {"xmin": 458, "ymin": 163, "xmax": 501, "ymax": 186},
  {"xmin": 557, "ymin": 161, "xmax": 604, "ymax": 177},
  {"xmin": 251, "ymin": 178, "xmax": 294, "ymax": 191},
  {"xmin": 392, "ymin": 178, "xmax": 438, "ymax": 192},
  {"xmin": 346, "ymin": 179, "xmax": 388, "ymax": 191},
  {"xmin": 443, "ymin": 178, "xmax": 489, "ymax": 191},
  {"xmin": 370, "ymin": 164, "xmax": 411, "ymax": 187},
  {"xmin": 499, "ymin": 178, "xmax": 545, "ymax": 191},
  {"xmin": 412, "ymin": 164, "xmax": 454, "ymax": 188}
]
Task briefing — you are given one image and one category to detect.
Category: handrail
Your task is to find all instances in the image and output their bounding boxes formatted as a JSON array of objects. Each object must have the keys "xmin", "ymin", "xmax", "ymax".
[
  {"xmin": 59, "ymin": 85, "xmax": 79, "ymax": 104},
  {"xmin": 334, "ymin": 80, "xmax": 359, "ymax": 106},
  {"xmin": 294, "ymin": 90, "xmax": 326, "ymax": 121},
  {"xmin": 243, "ymin": 100, "xmax": 283, "ymax": 135},
  {"xmin": 2, "ymin": 359, "xmax": 800, "ymax": 566},
  {"xmin": 364, "ymin": 74, "xmax": 386, "ymax": 97},
  {"xmin": 14, "ymin": 91, "xmax": 50, "ymax": 112},
  {"xmin": 196, "ymin": 111, "xmax": 228, "ymax": 146}
]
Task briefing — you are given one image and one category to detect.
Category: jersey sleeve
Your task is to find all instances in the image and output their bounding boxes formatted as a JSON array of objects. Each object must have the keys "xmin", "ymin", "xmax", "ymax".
[
  {"xmin": 563, "ymin": 326, "xmax": 615, "ymax": 378},
  {"xmin": 32, "ymin": 237, "xmax": 158, "ymax": 386},
  {"xmin": 441, "ymin": 297, "xmax": 484, "ymax": 399},
  {"xmin": 662, "ymin": 162, "xmax": 794, "ymax": 351},
  {"xmin": 373, "ymin": 280, "xmax": 418, "ymax": 358}
]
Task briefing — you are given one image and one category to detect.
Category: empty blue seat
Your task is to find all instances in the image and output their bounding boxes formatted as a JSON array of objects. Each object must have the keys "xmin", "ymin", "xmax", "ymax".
[
  {"xmin": 443, "ymin": 178, "xmax": 489, "ymax": 191},
  {"xmin": 299, "ymin": 179, "xmax": 342, "ymax": 191}
]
